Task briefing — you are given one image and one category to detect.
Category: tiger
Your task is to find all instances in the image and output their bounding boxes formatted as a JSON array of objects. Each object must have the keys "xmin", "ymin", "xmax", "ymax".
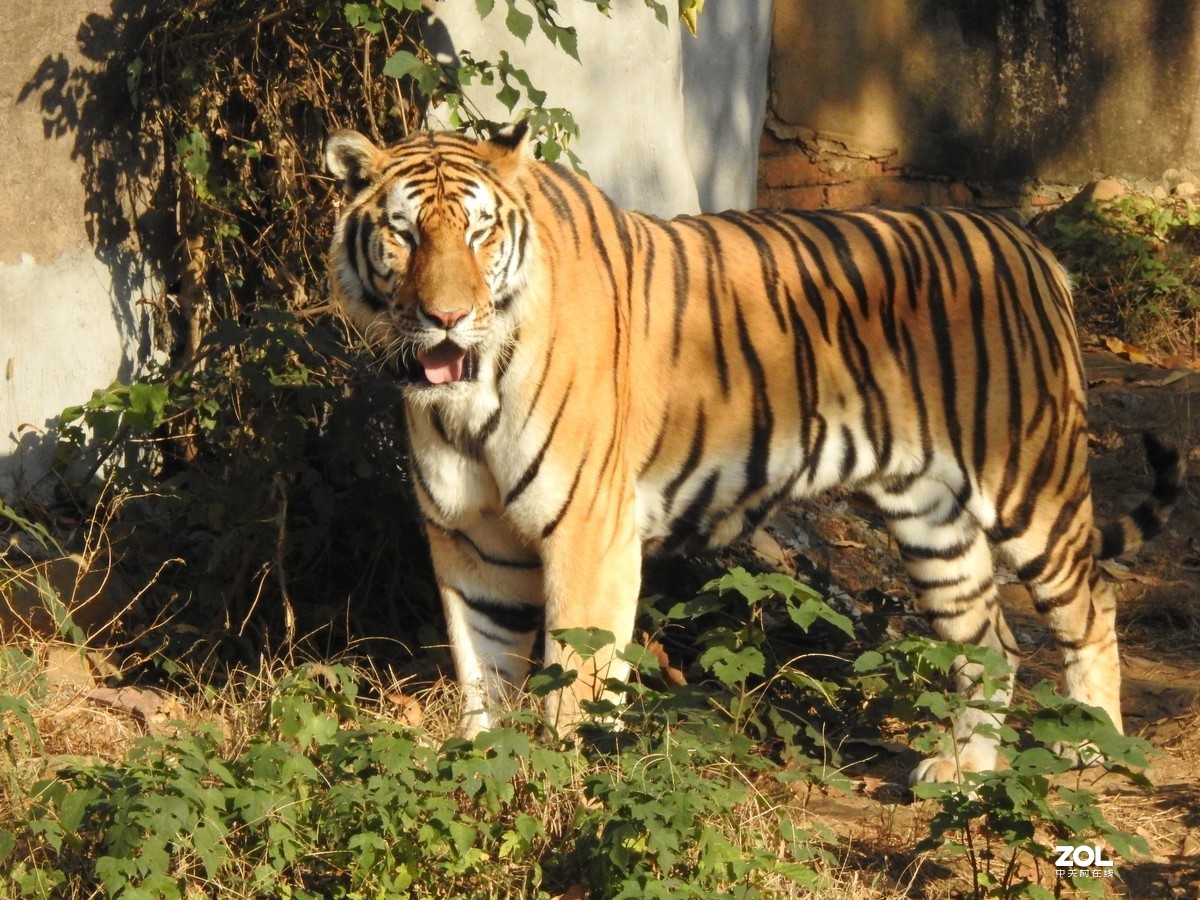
[{"xmin": 324, "ymin": 122, "xmax": 1183, "ymax": 783}]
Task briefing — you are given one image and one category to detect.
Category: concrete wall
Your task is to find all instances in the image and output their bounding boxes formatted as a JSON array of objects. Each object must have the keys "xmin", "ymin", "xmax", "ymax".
[
  {"xmin": 762, "ymin": 0, "xmax": 1200, "ymax": 211},
  {"xmin": 430, "ymin": 0, "xmax": 773, "ymax": 216},
  {"xmin": 1, "ymin": 0, "xmax": 773, "ymax": 501},
  {"xmin": 1, "ymin": 1, "xmax": 153, "ymax": 500}
]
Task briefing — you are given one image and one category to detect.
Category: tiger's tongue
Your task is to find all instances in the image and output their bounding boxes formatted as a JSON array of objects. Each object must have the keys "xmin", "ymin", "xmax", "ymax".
[{"xmin": 418, "ymin": 343, "xmax": 468, "ymax": 384}]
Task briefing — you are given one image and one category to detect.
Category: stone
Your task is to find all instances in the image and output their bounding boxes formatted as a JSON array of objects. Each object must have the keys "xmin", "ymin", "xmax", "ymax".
[{"xmin": 1077, "ymin": 179, "xmax": 1126, "ymax": 203}]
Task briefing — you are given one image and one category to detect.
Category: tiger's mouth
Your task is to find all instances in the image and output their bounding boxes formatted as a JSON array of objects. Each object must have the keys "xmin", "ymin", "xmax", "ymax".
[{"xmin": 403, "ymin": 340, "xmax": 479, "ymax": 387}]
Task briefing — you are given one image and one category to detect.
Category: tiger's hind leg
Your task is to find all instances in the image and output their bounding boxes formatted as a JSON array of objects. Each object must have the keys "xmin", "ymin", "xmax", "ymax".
[
  {"xmin": 1002, "ymin": 493, "xmax": 1123, "ymax": 747},
  {"xmin": 868, "ymin": 475, "xmax": 1022, "ymax": 784},
  {"xmin": 426, "ymin": 522, "xmax": 544, "ymax": 737}
]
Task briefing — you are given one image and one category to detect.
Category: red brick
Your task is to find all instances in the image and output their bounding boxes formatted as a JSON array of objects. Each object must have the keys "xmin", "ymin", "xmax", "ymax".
[
  {"xmin": 824, "ymin": 181, "xmax": 874, "ymax": 208},
  {"xmin": 758, "ymin": 186, "xmax": 828, "ymax": 210},
  {"xmin": 758, "ymin": 151, "xmax": 830, "ymax": 188},
  {"xmin": 862, "ymin": 177, "xmax": 922, "ymax": 207},
  {"xmin": 757, "ymin": 129, "xmax": 792, "ymax": 156}
]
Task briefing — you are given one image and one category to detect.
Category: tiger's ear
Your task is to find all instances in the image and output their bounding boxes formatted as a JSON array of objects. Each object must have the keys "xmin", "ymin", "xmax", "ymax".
[
  {"xmin": 325, "ymin": 130, "xmax": 385, "ymax": 197},
  {"xmin": 478, "ymin": 121, "xmax": 530, "ymax": 177}
]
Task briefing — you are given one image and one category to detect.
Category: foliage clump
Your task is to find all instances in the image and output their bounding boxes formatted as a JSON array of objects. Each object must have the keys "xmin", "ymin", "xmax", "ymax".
[
  {"xmin": 1041, "ymin": 192, "xmax": 1200, "ymax": 360},
  {"xmin": 0, "ymin": 570, "xmax": 1157, "ymax": 898},
  {"xmin": 31, "ymin": 0, "xmax": 596, "ymax": 662}
]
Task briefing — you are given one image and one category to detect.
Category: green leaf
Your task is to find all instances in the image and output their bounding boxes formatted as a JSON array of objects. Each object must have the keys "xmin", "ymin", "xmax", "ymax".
[
  {"xmin": 643, "ymin": 0, "xmax": 669, "ymax": 26},
  {"xmin": 915, "ymin": 689, "xmax": 958, "ymax": 720},
  {"xmin": 127, "ymin": 381, "xmax": 169, "ymax": 430},
  {"xmin": 699, "ymin": 645, "xmax": 764, "ymax": 686},
  {"xmin": 851, "ymin": 649, "xmax": 884, "ymax": 673},
  {"xmin": 383, "ymin": 50, "xmax": 442, "ymax": 96},
  {"xmin": 617, "ymin": 642, "xmax": 660, "ymax": 677},
  {"xmin": 539, "ymin": 138, "xmax": 561, "ymax": 162},
  {"xmin": 0, "ymin": 830, "xmax": 16, "ymax": 866},
  {"xmin": 664, "ymin": 593, "xmax": 724, "ymax": 621},
  {"xmin": 504, "ymin": 1, "xmax": 534, "ymax": 42},
  {"xmin": 787, "ymin": 596, "xmax": 854, "ymax": 637},
  {"xmin": 527, "ymin": 664, "xmax": 576, "ymax": 696},
  {"xmin": 343, "ymin": 2, "xmax": 378, "ymax": 31},
  {"xmin": 558, "ymin": 27, "xmax": 580, "ymax": 61},
  {"xmin": 551, "ymin": 627, "xmax": 615, "ymax": 661},
  {"xmin": 383, "ymin": 49, "xmax": 423, "ymax": 79},
  {"xmin": 705, "ymin": 566, "xmax": 767, "ymax": 605},
  {"xmin": 496, "ymin": 81, "xmax": 520, "ymax": 112},
  {"xmin": 475, "ymin": 0, "xmax": 496, "ymax": 15},
  {"xmin": 779, "ymin": 668, "xmax": 840, "ymax": 704}
]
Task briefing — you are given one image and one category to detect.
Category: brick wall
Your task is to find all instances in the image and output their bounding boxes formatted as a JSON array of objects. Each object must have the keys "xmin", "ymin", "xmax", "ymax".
[{"xmin": 757, "ymin": 121, "xmax": 1085, "ymax": 214}]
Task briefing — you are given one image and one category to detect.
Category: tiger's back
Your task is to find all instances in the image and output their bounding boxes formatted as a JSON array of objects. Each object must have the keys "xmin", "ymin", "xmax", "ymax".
[
  {"xmin": 614, "ymin": 205, "xmax": 1088, "ymax": 558},
  {"xmin": 325, "ymin": 126, "xmax": 1181, "ymax": 783}
]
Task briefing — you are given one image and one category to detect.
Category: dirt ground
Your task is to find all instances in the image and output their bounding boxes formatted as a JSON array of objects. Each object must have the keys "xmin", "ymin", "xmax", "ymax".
[{"xmin": 733, "ymin": 348, "xmax": 1200, "ymax": 897}]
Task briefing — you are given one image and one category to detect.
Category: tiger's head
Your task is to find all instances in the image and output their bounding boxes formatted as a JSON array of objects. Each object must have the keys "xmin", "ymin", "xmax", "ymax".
[{"xmin": 325, "ymin": 124, "xmax": 535, "ymax": 391}]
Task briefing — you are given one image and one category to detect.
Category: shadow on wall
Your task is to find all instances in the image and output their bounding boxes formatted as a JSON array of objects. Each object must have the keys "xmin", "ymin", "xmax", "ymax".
[
  {"xmin": 18, "ymin": 0, "xmax": 172, "ymax": 375},
  {"xmin": 770, "ymin": 0, "xmax": 1200, "ymax": 187},
  {"xmin": 680, "ymin": 0, "xmax": 773, "ymax": 212}
]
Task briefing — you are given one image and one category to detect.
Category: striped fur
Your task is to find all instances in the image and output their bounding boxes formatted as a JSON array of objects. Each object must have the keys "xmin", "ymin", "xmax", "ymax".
[{"xmin": 325, "ymin": 126, "xmax": 1183, "ymax": 781}]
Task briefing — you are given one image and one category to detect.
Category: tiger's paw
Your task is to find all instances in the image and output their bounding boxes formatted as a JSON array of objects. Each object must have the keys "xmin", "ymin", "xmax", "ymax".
[
  {"xmin": 908, "ymin": 755, "xmax": 967, "ymax": 785},
  {"xmin": 908, "ymin": 742, "xmax": 1000, "ymax": 786}
]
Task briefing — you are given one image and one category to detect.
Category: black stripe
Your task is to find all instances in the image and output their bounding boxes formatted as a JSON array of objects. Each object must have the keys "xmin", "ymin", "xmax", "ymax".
[
  {"xmin": 909, "ymin": 571, "xmax": 972, "ymax": 592},
  {"xmin": 541, "ymin": 449, "xmax": 589, "ymax": 539},
  {"xmin": 638, "ymin": 219, "xmax": 658, "ymax": 339},
  {"xmin": 909, "ymin": 208, "xmax": 964, "ymax": 470},
  {"xmin": 506, "ymin": 381, "xmax": 573, "ymax": 505},
  {"xmin": 959, "ymin": 618, "xmax": 993, "ymax": 646},
  {"xmin": 530, "ymin": 168, "xmax": 581, "ymax": 251},
  {"xmin": 637, "ymin": 418, "xmax": 670, "ymax": 478},
  {"xmin": 842, "ymin": 213, "xmax": 903, "ymax": 356},
  {"xmin": 664, "ymin": 226, "xmax": 691, "ymax": 361},
  {"xmin": 409, "ymin": 454, "xmax": 453, "ymax": 526},
  {"xmin": 716, "ymin": 212, "xmax": 789, "ymax": 332},
  {"xmin": 557, "ymin": 170, "xmax": 619, "ymax": 301},
  {"xmin": 450, "ymin": 529, "xmax": 540, "ymax": 570},
  {"xmin": 806, "ymin": 214, "xmax": 872, "ymax": 319},
  {"xmin": 838, "ymin": 425, "xmax": 857, "ymax": 481},
  {"xmin": 664, "ymin": 470, "xmax": 720, "ymax": 553},
  {"xmin": 675, "ymin": 218, "xmax": 730, "ymax": 394},
  {"xmin": 895, "ymin": 534, "xmax": 977, "ymax": 561},
  {"xmin": 662, "ymin": 407, "xmax": 707, "ymax": 515},
  {"xmin": 460, "ymin": 592, "xmax": 544, "ymax": 633},
  {"xmin": 761, "ymin": 210, "xmax": 832, "ymax": 343},
  {"xmin": 474, "ymin": 406, "xmax": 502, "ymax": 447},
  {"xmin": 942, "ymin": 213, "xmax": 991, "ymax": 480},
  {"xmin": 733, "ymin": 301, "xmax": 773, "ymax": 501},
  {"xmin": 430, "ymin": 408, "xmax": 450, "ymax": 444}
]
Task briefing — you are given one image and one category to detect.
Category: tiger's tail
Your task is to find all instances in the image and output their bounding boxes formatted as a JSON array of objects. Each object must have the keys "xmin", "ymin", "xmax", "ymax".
[{"xmin": 1095, "ymin": 432, "xmax": 1185, "ymax": 560}]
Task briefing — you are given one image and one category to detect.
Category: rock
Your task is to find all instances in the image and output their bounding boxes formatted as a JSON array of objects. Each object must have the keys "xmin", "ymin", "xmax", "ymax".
[
  {"xmin": 1174, "ymin": 181, "xmax": 1197, "ymax": 198},
  {"xmin": 0, "ymin": 553, "xmax": 132, "ymax": 640},
  {"xmin": 1027, "ymin": 179, "xmax": 1124, "ymax": 237},
  {"xmin": 1077, "ymin": 179, "xmax": 1125, "ymax": 203}
]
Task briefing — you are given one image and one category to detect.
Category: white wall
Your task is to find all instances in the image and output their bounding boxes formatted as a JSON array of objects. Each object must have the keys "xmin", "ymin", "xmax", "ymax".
[
  {"xmin": 0, "ymin": 0, "xmax": 772, "ymax": 500},
  {"xmin": 681, "ymin": 0, "xmax": 774, "ymax": 212},
  {"xmin": 428, "ymin": 0, "xmax": 773, "ymax": 216},
  {"xmin": 0, "ymin": 2, "xmax": 151, "ymax": 501}
]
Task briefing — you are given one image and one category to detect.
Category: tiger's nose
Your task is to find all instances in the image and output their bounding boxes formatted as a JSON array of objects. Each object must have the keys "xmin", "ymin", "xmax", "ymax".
[{"xmin": 426, "ymin": 308, "xmax": 470, "ymax": 330}]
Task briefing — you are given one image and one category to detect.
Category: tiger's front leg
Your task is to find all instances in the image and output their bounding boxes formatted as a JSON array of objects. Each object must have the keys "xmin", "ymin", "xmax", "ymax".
[
  {"xmin": 425, "ymin": 521, "xmax": 545, "ymax": 737},
  {"xmin": 538, "ymin": 498, "xmax": 643, "ymax": 736}
]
